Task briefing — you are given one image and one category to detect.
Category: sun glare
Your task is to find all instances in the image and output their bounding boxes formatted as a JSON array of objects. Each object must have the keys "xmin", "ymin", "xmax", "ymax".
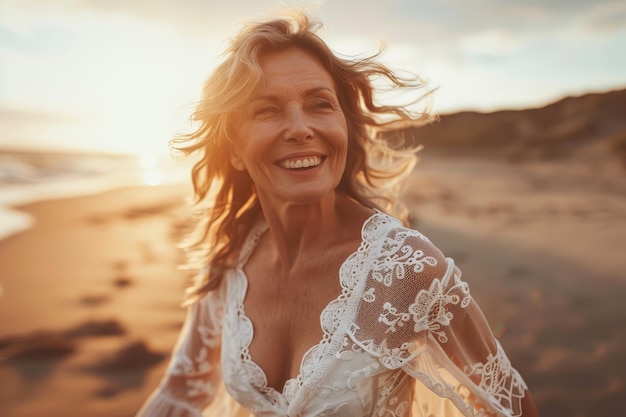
[
  {"xmin": 139, "ymin": 153, "xmax": 159, "ymax": 169},
  {"xmin": 1, "ymin": 8, "xmax": 216, "ymax": 154},
  {"xmin": 142, "ymin": 169, "xmax": 164, "ymax": 186},
  {"xmin": 138, "ymin": 153, "xmax": 163, "ymax": 186}
]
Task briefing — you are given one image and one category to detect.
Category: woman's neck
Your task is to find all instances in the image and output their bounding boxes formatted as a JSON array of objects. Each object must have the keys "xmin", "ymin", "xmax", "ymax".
[{"xmin": 257, "ymin": 192, "xmax": 369, "ymax": 272}]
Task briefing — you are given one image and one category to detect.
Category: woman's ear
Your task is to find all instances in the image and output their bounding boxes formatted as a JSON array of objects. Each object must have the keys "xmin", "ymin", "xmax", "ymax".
[{"xmin": 229, "ymin": 146, "xmax": 246, "ymax": 171}]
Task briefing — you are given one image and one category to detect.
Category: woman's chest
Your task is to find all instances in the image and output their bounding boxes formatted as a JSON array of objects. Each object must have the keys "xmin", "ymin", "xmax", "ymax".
[
  {"xmin": 220, "ymin": 303, "xmax": 413, "ymax": 416},
  {"xmin": 241, "ymin": 288, "xmax": 332, "ymax": 392},
  {"xmin": 240, "ymin": 245, "xmax": 353, "ymax": 392}
]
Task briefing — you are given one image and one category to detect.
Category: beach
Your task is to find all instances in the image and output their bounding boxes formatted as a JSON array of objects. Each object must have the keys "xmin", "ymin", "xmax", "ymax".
[
  {"xmin": 0, "ymin": 182, "xmax": 193, "ymax": 417},
  {"xmin": 1, "ymin": 152, "xmax": 625, "ymax": 417}
]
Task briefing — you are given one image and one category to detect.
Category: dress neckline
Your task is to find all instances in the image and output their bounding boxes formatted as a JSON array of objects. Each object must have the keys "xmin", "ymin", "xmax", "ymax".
[{"xmin": 232, "ymin": 210, "xmax": 392, "ymax": 406}]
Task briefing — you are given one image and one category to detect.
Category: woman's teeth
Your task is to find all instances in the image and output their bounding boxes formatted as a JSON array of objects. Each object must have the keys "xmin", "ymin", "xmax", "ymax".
[{"xmin": 280, "ymin": 156, "xmax": 322, "ymax": 169}]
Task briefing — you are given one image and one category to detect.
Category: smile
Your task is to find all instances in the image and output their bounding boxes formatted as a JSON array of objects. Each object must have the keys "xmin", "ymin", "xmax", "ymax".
[{"xmin": 278, "ymin": 156, "xmax": 323, "ymax": 170}]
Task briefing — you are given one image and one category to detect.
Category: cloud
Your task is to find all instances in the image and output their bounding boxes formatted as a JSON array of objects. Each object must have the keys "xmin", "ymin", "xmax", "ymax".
[
  {"xmin": 0, "ymin": 106, "xmax": 79, "ymax": 123},
  {"xmin": 581, "ymin": 1, "xmax": 626, "ymax": 33},
  {"xmin": 2, "ymin": 0, "xmax": 316, "ymax": 36},
  {"xmin": 0, "ymin": 23, "xmax": 74, "ymax": 54},
  {"xmin": 2, "ymin": 0, "xmax": 625, "ymax": 121},
  {"xmin": 6, "ymin": 0, "xmax": 621, "ymax": 51}
]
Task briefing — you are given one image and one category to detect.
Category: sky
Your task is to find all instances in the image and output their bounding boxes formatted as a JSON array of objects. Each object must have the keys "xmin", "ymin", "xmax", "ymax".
[{"xmin": 1, "ymin": 0, "xmax": 625, "ymax": 154}]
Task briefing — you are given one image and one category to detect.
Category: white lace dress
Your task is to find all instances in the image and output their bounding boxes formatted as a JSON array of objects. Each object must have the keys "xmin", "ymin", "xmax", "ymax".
[{"xmin": 136, "ymin": 212, "xmax": 530, "ymax": 417}]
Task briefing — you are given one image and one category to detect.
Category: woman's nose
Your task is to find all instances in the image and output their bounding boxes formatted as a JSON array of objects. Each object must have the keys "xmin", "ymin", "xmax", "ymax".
[{"xmin": 284, "ymin": 106, "xmax": 313, "ymax": 142}]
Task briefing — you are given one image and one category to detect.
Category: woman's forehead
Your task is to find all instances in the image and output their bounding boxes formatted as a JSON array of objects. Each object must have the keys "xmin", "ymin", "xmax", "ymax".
[{"xmin": 254, "ymin": 47, "xmax": 337, "ymax": 94}]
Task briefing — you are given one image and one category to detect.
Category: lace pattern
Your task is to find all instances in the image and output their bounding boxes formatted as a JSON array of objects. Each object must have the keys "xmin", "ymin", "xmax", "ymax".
[
  {"xmin": 344, "ymin": 213, "xmax": 527, "ymax": 416},
  {"xmin": 232, "ymin": 216, "xmax": 368, "ymax": 406},
  {"xmin": 464, "ymin": 340, "xmax": 528, "ymax": 416},
  {"xmin": 137, "ymin": 211, "xmax": 531, "ymax": 417}
]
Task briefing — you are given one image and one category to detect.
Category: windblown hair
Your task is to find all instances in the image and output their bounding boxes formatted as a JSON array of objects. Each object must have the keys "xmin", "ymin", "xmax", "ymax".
[{"xmin": 174, "ymin": 11, "xmax": 432, "ymax": 302}]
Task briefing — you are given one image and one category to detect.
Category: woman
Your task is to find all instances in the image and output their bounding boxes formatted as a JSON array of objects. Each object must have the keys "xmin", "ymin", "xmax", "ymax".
[{"xmin": 136, "ymin": 11, "xmax": 538, "ymax": 417}]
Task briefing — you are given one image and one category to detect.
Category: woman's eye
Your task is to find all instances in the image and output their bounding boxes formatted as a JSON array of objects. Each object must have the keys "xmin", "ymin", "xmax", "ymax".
[
  {"xmin": 309, "ymin": 98, "xmax": 335, "ymax": 111},
  {"xmin": 252, "ymin": 106, "xmax": 280, "ymax": 117}
]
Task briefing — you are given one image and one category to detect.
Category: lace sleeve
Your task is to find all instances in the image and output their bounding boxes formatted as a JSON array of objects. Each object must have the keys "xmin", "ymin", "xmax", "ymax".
[
  {"xmin": 135, "ymin": 287, "xmax": 224, "ymax": 417},
  {"xmin": 347, "ymin": 224, "xmax": 537, "ymax": 417}
]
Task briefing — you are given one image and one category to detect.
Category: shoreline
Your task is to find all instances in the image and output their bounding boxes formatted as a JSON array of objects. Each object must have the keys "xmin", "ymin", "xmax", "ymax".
[
  {"xmin": 0, "ymin": 168, "xmax": 190, "ymax": 242},
  {"xmin": 0, "ymin": 148, "xmax": 193, "ymax": 242}
]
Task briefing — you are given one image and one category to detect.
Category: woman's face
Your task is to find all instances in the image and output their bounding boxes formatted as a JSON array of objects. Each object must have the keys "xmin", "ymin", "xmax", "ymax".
[{"xmin": 230, "ymin": 47, "xmax": 349, "ymax": 208}]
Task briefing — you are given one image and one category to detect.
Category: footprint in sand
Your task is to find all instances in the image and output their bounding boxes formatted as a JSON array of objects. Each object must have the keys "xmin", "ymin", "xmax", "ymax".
[
  {"xmin": 84, "ymin": 340, "xmax": 167, "ymax": 394},
  {"xmin": 79, "ymin": 294, "xmax": 110, "ymax": 307}
]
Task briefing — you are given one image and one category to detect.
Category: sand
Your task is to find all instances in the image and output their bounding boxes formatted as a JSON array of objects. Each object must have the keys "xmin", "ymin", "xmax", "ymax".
[
  {"xmin": 1, "ymin": 154, "xmax": 625, "ymax": 417},
  {"xmin": 0, "ymin": 184, "xmax": 193, "ymax": 417}
]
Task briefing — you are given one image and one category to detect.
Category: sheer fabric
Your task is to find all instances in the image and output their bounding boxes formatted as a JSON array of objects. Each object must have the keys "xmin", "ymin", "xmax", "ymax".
[{"xmin": 136, "ymin": 212, "xmax": 529, "ymax": 417}]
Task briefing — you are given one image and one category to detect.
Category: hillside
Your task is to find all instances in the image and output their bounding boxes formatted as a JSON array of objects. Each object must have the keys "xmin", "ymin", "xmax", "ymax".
[{"xmin": 389, "ymin": 89, "xmax": 626, "ymax": 163}]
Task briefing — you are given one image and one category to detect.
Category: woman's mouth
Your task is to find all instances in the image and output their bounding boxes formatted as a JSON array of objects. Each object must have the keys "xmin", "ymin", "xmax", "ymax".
[{"xmin": 278, "ymin": 156, "xmax": 323, "ymax": 170}]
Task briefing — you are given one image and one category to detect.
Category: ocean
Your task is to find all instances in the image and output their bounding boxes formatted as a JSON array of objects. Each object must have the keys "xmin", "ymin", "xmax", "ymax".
[{"xmin": 0, "ymin": 150, "xmax": 189, "ymax": 241}]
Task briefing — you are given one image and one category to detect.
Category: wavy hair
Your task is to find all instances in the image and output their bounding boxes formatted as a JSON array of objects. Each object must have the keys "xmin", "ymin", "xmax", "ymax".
[{"xmin": 173, "ymin": 11, "xmax": 433, "ymax": 301}]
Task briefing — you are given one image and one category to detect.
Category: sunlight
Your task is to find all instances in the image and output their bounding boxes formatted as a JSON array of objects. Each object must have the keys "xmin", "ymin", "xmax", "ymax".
[
  {"xmin": 138, "ymin": 153, "xmax": 164, "ymax": 186},
  {"xmin": 0, "ymin": 8, "xmax": 216, "ymax": 154},
  {"xmin": 139, "ymin": 153, "xmax": 159, "ymax": 169},
  {"xmin": 142, "ymin": 169, "xmax": 164, "ymax": 186}
]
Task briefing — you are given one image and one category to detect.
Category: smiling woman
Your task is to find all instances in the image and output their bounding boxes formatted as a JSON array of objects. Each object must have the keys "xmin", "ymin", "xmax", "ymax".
[
  {"xmin": 135, "ymin": 9, "xmax": 538, "ymax": 417},
  {"xmin": 229, "ymin": 47, "xmax": 349, "ymax": 208}
]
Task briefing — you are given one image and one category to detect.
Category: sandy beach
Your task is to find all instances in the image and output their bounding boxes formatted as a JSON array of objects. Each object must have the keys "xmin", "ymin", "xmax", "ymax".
[
  {"xmin": 0, "ymin": 183, "xmax": 194, "ymax": 417},
  {"xmin": 1, "ymin": 152, "xmax": 625, "ymax": 417}
]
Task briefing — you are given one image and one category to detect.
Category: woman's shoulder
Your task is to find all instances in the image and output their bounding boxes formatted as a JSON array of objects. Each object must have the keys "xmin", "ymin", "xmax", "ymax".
[
  {"xmin": 347, "ymin": 212, "xmax": 467, "ymax": 367},
  {"xmin": 363, "ymin": 212, "xmax": 444, "ymax": 258},
  {"xmin": 359, "ymin": 211, "xmax": 451, "ymax": 292}
]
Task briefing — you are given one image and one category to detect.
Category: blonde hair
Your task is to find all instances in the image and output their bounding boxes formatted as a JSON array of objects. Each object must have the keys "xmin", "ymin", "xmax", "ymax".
[{"xmin": 173, "ymin": 11, "xmax": 432, "ymax": 301}]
